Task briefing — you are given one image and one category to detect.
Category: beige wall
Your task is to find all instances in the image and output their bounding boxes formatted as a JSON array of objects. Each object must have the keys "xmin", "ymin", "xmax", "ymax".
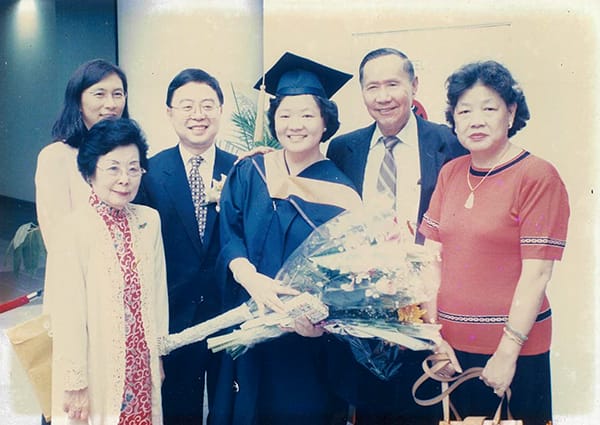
[
  {"xmin": 120, "ymin": 0, "xmax": 599, "ymax": 423},
  {"xmin": 265, "ymin": 3, "xmax": 599, "ymax": 422},
  {"xmin": 118, "ymin": 0, "xmax": 263, "ymax": 155}
]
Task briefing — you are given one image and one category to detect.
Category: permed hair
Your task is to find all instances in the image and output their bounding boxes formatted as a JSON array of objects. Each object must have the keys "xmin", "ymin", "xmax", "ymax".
[
  {"xmin": 445, "ymin": 60, "xmax": 530, "ymax": 138},
  {"xmin": 77, "ymin": 118, "xmax": 148, "ymax": 181}
]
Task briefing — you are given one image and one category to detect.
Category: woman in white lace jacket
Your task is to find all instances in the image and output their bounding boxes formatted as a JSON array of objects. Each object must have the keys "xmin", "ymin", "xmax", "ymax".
[{"xmin": 48, "ymin": 118, "xmax": 168, "ymax": 425}]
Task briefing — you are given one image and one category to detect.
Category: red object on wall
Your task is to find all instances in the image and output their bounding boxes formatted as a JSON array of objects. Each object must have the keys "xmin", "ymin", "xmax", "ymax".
[
  {"xmin": 0, "ymin": 289, "xmax": 43, "ymax": 314},
  {"xmin": 412, "ymin": 99, "xmax": 428, "ymax": 120}
]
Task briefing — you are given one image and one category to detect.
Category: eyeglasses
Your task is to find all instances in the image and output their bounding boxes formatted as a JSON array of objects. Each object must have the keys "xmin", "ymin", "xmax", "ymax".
[
  {"xmin": 96, "ymin": 164, "xmax": 146, "ymax": 178},
  {"xmin": 170, "ymin": 101, "xmax": 220, "ymax": 116}
]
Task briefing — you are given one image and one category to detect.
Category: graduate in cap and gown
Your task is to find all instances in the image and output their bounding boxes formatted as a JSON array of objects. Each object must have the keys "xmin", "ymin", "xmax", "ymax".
[{"xmin": 212, "ymin": 52, "xmax": 362, "ymax": 425}]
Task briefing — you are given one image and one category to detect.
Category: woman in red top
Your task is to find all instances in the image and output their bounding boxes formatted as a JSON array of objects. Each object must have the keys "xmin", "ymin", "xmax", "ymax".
[{"xmin": 420, "ymin": 60, "xmax": 569, "ymax": 425}]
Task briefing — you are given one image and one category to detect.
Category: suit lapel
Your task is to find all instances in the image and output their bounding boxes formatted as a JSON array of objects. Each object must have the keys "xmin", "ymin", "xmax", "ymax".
[
  {"xmin": 415, "ymin": 116, "xmax": 450, "ymax": 244},
  {"xmin": 161, "ymin": 148, "xmax": 204, "ymax": 256},
  {"xmin": 416, "ymin": 116, "xmax": 447, "ymax": 194},
  {"xmin": 345, "ymin": 124, "xmax": 375, "ymax": 196}
]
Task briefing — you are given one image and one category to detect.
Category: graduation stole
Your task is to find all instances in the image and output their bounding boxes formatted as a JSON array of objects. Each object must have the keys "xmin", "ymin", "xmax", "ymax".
[{"xmin": 262, "ymin": 150, "xmax": 362, "ymax": 211}]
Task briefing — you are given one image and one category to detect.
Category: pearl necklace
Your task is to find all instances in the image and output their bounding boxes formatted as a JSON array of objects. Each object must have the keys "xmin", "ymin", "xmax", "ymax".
[{"xmin": 464, "ymin": 145, "xmax": 513, "ymax": 209}]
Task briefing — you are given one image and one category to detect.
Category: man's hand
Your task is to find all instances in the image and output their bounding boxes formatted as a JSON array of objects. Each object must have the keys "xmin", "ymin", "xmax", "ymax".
[{"xmin": 234, "ymin": 146, "xmax": 275, "ymax": 164}]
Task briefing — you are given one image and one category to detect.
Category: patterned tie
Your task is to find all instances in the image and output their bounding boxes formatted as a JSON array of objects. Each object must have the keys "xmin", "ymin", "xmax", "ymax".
[
  {"xmin": 376, "ymin": 136, "xmax": 400, "ymax": 207},
  {"xmin": 189, "ymin": 155, "xmax": 207, "ymax": 239}
]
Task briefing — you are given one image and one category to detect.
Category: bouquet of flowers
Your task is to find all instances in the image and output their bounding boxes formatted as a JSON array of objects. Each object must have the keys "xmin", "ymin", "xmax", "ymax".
[{"xmin": 158, "ymin": 207, "xmax": 441, "ymax": 380}]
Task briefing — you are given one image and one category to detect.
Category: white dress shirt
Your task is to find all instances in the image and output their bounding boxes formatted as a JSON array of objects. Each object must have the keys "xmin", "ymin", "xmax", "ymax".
[{"xmin": 362, "ymin": 113, "xmax": 421, "ymax": 226}]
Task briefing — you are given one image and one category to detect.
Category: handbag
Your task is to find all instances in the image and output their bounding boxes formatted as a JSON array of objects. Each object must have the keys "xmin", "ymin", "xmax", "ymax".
[
  {"xmin": 412, "ymin": 353, "xmax": 523, "ymax": 425},
  {"xmin": 5, "ymin": 314, "xmax": 52, "ymax": 421}
]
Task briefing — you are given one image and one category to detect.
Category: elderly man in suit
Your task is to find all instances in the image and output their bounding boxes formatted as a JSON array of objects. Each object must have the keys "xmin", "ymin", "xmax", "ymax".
[
  {"xmin": 136, "ymin": 68, "xmax": 236, "ymax": 425},
  {"xmin": 326, "ymin": 48, "xmax": 468, "ymax": 425}
]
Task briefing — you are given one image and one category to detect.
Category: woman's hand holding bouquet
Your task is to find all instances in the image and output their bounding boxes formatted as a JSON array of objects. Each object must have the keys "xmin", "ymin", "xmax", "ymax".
[
  {"xmin": 230, "ymin": 257, "xmax": 299, "ymax": 315},
  {"xmin": 159, "ymin": 207, "xmax": 443, "ymax": 380}
]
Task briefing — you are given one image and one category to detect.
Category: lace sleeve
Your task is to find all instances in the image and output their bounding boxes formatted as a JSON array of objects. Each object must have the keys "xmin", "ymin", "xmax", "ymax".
[{"xmin": 60, "ymin": 359, "xmax": 88, "ymax": 390}]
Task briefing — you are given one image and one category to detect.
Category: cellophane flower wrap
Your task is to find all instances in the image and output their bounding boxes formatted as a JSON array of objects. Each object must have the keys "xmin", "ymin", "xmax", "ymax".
[{"xmin": 159, "ymin": 208, "xmax": 441, "ymax": 380}]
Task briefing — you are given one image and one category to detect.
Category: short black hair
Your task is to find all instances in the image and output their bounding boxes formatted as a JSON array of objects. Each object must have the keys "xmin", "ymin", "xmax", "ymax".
[
  {"xmin": 267, "ymin": 94, "xmax": 340, "ymax": 143},
  {"xmin": 165, "ymin": 68, "xmax": 224, "ymax": 107},
  {"xmin": 358, "ymin": 48, "xmax": 415, "ymax": 85},
  {"xmin": 445, "ymin": 60, "xmax": 530, "ymax": 137},
  {"xmin": 52, "ymin": 59, "xmax": 129, "ymax": 148},
  {"xmin": 77, "ymin": 118, "xmax": 148, "ymax": 181}
]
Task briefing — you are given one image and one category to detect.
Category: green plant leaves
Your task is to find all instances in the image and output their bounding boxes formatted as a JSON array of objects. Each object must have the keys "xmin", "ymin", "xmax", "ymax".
[
  {"xmin": 4, "ymin": 222, "xmax": 46, "ymax": 277},
  {"xmin": 222, "ymin": 87, "xmax": 280, "ymax": 153}
]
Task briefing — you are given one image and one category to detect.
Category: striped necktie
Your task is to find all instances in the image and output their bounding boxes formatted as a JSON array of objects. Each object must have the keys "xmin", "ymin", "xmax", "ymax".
[
  {"xmin": 376, "ymin": 136, "xmax": 400, "ymax": 208},
  {"xmin": 189, "ymin": 155, "xmax": 207, "ymax": 239}
]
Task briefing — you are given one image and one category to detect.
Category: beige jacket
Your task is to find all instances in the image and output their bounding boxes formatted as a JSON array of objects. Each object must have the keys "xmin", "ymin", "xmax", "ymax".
[{"xmin": 48, "ymin": 202, "xmax": 168, "ymax": 425}]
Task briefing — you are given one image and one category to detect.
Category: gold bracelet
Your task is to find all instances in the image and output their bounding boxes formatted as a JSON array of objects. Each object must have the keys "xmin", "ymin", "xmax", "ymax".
[
  {"xmin": 503, "ymin": 327, "xmax": 524, "ymax": 346},
  {"xmin": 505, "ymin": 322, "xmax": 528, "ymax": 342}
]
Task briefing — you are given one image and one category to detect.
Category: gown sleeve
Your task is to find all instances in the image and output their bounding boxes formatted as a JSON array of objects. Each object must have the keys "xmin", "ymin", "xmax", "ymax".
[{"xmin": 219, "ymin": 160, "xmax": 253, "ymax": 268}]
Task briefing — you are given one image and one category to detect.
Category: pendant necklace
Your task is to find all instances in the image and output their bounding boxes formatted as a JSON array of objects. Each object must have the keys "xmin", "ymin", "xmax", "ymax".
[{"xmin": 464, "ymin": 145, "xmax": 512, "ymax": 209}]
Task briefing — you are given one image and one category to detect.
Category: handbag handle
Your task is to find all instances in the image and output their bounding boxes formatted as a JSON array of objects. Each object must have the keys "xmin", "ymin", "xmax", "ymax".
[{"xmin": 412, "ymin": 353, "xmax": 515, "ymax": 424}]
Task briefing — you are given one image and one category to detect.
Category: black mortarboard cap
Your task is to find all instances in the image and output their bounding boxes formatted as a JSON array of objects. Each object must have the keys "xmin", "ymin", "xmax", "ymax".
[{"xmin": 254, "ymin": 52, "xmax": 352, "ymax": 99}]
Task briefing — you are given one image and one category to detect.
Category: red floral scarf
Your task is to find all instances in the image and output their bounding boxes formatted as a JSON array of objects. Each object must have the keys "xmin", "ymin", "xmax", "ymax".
[{"xmin": 91, "ymin": 193, "xmax": 152, "ymax": 424}]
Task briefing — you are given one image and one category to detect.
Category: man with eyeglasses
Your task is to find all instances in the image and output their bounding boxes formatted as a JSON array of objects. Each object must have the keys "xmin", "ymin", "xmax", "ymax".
[{"xmin": 135, "ymin": 69, "xmax": 236, "ymax": 425}]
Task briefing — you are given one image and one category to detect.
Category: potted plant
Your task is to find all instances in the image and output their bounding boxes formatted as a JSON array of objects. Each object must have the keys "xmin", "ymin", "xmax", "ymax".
[
  {"xmin": 4, "ymin": 222, "xmax": 46, "ymax": 277},
  {"xmin": 221, "ymin": 86, "xmax": 281, "ymax": 153}
]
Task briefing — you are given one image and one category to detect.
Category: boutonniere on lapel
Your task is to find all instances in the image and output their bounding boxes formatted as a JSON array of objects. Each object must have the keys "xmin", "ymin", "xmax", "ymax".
[
  {"xmin": 202, "ymin": 174, "xmax": 228, "ymax": 212},
  {"xmin": 138, "ymin": 222, "xmax": 148, "ymax": 230}
]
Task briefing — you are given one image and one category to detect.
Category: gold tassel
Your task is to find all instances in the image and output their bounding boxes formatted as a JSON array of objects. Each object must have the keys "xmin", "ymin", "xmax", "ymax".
[{"xmin": 253, "ymin": 82, "xmax": 266, "ymax": 144}]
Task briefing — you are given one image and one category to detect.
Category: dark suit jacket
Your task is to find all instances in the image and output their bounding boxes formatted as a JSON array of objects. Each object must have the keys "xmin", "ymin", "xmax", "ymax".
[
  {"xmin": 135, "ymin": 145, "xmax": 237, "ymax": 333},
  {"xmin": 325, "ymin": 114, "xmax": 468, "ymax": 414},
  {"xmin": 327, "ymin": 114, "xmax": 468, "ymax": 244}
]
